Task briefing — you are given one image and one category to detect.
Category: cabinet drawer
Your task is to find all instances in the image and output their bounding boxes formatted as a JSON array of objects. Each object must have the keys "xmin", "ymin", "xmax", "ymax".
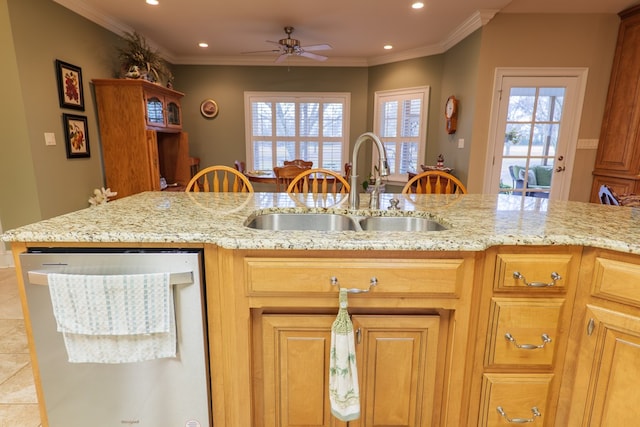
[
  {"xmin": 245, "ymin": 257, "xmax": 465, "ymax": 297},
  {"xmin": 494, "ymin": 253, "xmax": 572, "ymax": 292},
  {"xmin": 479, "ymin": 373, "xmax": 552, "ymax": 427},
  {"xmin": 592, "ymin": 256, "xmax": 640, "ymax": 307},
  {"xmin": 486, "ymin": 298, "xmax": 564, "ymax": 367}
]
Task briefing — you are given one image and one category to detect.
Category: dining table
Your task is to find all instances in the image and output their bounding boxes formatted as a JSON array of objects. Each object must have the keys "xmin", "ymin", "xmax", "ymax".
[
  {"xmin": 244, "ymin": 170, "xmax": 278, "ymax": 184},
  {"xmin": 244, "ymin": 169, "xmax": 344, "ymax": 191}
]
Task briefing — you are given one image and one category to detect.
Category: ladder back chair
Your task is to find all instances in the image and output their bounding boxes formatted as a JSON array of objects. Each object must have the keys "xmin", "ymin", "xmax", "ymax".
[
  {"xmin": 185, "ymin": 165, "xmax": 254, "ymax": 193},
  {"xmin": 286, "ymin": 168, "xmax": 351, "ymax": 194},
  {"xmin": 598, "ymin": 184, "xmax": 620, "ymax": 205},
  {"xmin": 402, "ymin": 170, "xmax": 467, "ymax": 195},
  {"xmin": 284, "ymin": 159, "xmax": 313, "ymax": 168},
  {"xmin": 234, "ymin": 160, "xmax": 246, "ymax": 173},
  {"xmin": 273, "ymin": 165, "xmax": 309, "ymax": 192}
]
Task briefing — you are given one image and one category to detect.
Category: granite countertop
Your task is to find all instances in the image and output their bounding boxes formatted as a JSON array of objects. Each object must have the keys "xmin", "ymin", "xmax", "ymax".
[{"xmin": 3, "ymin": 191, "xmax": 640, "ymax": 253}]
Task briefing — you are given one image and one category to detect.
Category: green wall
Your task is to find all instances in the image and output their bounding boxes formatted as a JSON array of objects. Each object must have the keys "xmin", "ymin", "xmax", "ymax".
[
  {"xmin": 174, "ymin": 65, "xmax": 369, "ymax": 174},
  {"xmin": 2, "ymin": 0, "xmax": 122, "ymax": 225},
  {"xmin": 0, "ymin": 0, "xmax": 40, "ymax": 236}
]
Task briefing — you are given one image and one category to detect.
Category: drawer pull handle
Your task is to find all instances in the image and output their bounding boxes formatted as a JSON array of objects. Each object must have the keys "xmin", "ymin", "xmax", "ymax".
[
  {"xmin": 512, "ymin": 271, "xmax": 561, "ymax": 287},
  {"xmin": 330, "ymin": 276, "xmax": 378, "ymax": 294},
  {"xmin": 496, "ymin": 406, "xmax": 541, "ymax": 423},
  {"xmin": 505, "ymin": 333, "xmax": 552, "ymax": 349}
]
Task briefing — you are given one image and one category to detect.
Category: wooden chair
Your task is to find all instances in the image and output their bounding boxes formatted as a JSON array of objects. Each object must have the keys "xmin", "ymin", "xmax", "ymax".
[
  {"xmin": 273, "ymin": 165, "xmax": 308, "ymax": 192},
  {"xmin": 284, "ymin": 159, "xmax": 313, "ymax": 168},
  {"xmin": 234, "ymin": 160, "xmax": 246, "ymax": 173},
  {"xmin": 598, "ymin": 184, "xmax": 620, "ymax": 205},
  {"xmin": 402, "ymin": 170, "xmax": 467, "ymax": 195},
  {"xmin": 344, "ymin": 162, "xmax": 352, "ymax": 183},
  {"xmin": 185, "ymin": 165, "xmax": 254, "ymax": 193},
  {"xmin": 189, "ymin": 157, "xmax": 201, "ymax": 179},
  {"xmin": 286, "ymin": 168, "xmax": 350, "ymax": 194}
]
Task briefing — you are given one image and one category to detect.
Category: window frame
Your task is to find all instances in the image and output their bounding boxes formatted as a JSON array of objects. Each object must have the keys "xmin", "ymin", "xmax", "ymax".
[
  {"xmin": 244, "ymin": 91, "xmax": 351, "ymax": 172},
  {"xmin": 373, "ymin": 86, "xmax": 430, "ymax": 184}
]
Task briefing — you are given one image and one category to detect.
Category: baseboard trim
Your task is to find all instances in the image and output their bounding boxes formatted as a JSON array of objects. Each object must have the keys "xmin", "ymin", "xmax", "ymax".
[{"xmin": 0, "ymin": 252, "xmax": 15, "ymax": 268}]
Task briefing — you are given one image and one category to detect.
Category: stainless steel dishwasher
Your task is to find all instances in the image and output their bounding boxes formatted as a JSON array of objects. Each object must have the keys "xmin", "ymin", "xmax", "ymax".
[{"xmin": 19, "ymin": 248, "xmax": 211, "ymax": 427}]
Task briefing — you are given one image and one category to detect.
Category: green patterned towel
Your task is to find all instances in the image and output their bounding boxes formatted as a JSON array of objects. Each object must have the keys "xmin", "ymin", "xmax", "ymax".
[{"xmin": 329, "ymin": 288, "xmax": 360, "ymax": 421}]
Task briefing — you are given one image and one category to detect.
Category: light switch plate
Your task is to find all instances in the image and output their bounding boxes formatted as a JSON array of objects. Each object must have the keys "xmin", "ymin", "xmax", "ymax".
[
  {"xmin": 457, "ymin": 138, "xmax": 464, "ymax": 148},
  {"xmin": 44, "ymin": 132, "xmax": 56, "ymax": 146},
  {"xmin": 577, "ymin": 138, "xmax": 598, "ymax": 149}
]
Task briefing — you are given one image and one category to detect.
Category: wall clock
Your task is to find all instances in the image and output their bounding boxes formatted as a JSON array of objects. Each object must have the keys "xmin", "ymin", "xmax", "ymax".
[
  {"xmin": 200, "ymin": 99, "xmax": 219, "ymax": 118},
  {"xmin": 445, "ymin": 95, "xmax": 458, "ymax": 134}
]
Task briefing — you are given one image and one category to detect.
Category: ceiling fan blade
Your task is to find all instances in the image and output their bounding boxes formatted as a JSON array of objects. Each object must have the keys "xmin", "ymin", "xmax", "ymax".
[
  {"xmin": 242, "ymin": 49, "xmax": 281, "ymax": 54},
  {"xmin": 299, "ymin": 51, "xmax": 328, "ymax": 61},
  {"xmin": 275, "ymin": 53, "xmax": 289, "ymax": 63},
  {"xmin": 301, "ymin": 44, "xmax": 332, "ymax": 52}
]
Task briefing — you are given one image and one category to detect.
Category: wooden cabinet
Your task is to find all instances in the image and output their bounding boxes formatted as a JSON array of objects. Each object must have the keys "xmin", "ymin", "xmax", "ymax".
[
  {"xmin": 561, "ymin": 249, "xmax": 640, "ymax": 425},
  {"xmin": 259, "ymin": 314, "xmax": 439, "ymax": 427},
  {"xmin": 590, "ymin": 5, "xmax": 640, "ymax": 201},
  {"xmin": 469, "ymin": 246, "xmax": 582, "ymax": 426},
  {"xmin": 93, "ymin": 79, "xmax": 191, "ymax": 198},
  {"xmin": 210, "ymin": 249, "xmax": 478, "ymax": 427}
]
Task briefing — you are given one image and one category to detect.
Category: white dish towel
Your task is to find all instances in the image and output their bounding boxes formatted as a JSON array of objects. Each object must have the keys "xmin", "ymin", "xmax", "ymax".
[
  {"xmin": 48, "ymin": 272, "xmax": 176, "ymax": 364},
  {"xmin": 329, "ymin": 288, "xmax": 361, "ymax": 421}
]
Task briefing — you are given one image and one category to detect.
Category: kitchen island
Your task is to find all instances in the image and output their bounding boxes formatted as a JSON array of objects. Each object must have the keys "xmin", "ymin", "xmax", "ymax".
[{"xmin": 4, "ymin": 191, "xmax": 640, "ymax": 426}]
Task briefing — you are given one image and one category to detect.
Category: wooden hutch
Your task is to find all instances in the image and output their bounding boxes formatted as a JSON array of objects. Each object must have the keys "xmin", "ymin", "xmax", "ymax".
[
  {"xmin": 591, "ymin": 5, "xmax": 640, "ymax": 201},
  {"xmin": 92, "ymin": 79, "xmax": 191, "ymax": 198}
]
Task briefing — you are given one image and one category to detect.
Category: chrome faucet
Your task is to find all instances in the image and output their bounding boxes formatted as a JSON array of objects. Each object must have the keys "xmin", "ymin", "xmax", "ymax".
[{"xmin": 349, "ymin": 132, "xmax": 390, "ymax": 210}]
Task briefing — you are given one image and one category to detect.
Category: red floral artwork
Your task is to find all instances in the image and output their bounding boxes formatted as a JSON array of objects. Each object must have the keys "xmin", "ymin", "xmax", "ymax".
[{"xmin": 64, "ymin": 71, "xmax": 79, "ymax": 102}]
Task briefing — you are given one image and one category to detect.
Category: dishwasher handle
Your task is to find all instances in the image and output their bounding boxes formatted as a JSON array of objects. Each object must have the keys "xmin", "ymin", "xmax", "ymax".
[{"xmin": 27, "ymin": 271, "xmax": 194, "ymax": 286}]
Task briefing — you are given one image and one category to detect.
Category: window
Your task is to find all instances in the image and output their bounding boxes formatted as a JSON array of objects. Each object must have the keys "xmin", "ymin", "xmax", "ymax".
[
  {"xmin": 373, "ymin": 87, "xmax": 429, "ymax": 183},
  {"xmin": 244, "ymin": 92, "xmax": 350, "ymax": 172}
]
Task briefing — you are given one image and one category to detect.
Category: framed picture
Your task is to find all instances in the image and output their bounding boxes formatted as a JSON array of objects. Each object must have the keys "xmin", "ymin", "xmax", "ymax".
[
  {"xmin": 62, "ymin": 113, "xmax": 90, "ymax": 158},
  {"xmin": 55, "ymin": 60, "xmax": 85, "ymax": 111}
]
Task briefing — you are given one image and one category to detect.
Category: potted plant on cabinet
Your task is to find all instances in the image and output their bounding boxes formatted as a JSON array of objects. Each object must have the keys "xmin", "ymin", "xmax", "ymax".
[{"xmin": 117, "ymin": 31, "xmax": 170, "ymax": 85}]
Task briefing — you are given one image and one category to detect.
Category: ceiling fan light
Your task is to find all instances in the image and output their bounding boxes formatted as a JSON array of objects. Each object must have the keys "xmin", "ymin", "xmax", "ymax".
[
  {"xmin": 412, "ymin": 1, "xmax": 424, "ymax": 9},
  {"xmin": 384, "ymin": 44, "xmax": 393, "ymax": 50},
  {"xmin": 198, "ymin": 42, "xmax": 209, "ymax": 48},
  {"xmin": 146, "ymin": 0, "xmax": 159, "ymax": 5}
]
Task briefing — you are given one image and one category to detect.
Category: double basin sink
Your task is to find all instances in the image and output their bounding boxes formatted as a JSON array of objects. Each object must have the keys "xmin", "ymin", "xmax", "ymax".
[{"xmin": 245, "ymin": 212, "xmax": 447, "ymax": 232}]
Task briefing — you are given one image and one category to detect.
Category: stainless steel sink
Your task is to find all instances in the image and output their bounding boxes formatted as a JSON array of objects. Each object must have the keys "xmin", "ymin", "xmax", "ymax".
[
  {"xmin": 246, "ymin": 212, "xmax": 448, "ymax": 232},
  {"xmin": 245, "ymin": 213, "xmax": 359, "ymax": 231},
  {"xmin": 358, "ymin": 216, "xmax": 447, "ymax": 232}
]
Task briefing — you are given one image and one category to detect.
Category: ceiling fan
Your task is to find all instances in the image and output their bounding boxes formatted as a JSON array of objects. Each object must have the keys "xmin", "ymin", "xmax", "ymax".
[{"xmin": 246, "ymin": 26, "xmax": 332, "ymax": 63}]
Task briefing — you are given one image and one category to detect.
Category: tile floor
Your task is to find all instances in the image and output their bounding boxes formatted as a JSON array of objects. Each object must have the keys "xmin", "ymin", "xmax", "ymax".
[{"xmin": 0, "ymin": 267, "xmax": 41, "ymax": 427}]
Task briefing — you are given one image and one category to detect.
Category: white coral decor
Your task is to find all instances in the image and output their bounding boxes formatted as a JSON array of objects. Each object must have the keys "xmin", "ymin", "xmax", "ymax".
[{"xmin": 89, "ymin": 187, "xmax": 117, "ymax": 206}]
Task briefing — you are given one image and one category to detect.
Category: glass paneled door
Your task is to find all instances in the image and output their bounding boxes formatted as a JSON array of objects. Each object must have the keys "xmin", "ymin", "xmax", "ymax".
[{"xmin": 486, "ymin": 70, "xmax": 586, "ymax": 201}]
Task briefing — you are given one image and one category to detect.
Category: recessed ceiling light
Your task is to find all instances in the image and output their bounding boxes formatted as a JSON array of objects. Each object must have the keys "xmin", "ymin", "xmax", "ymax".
[
  {"xmin": 384, "ymin": 44, "xmax": 393, "ymax": 50},
  {"xmin": 198, "ymin": 42, "xmax": 209, "ymax": 48},
  {"xmin": 412, "ymin": 1, "xmax": 424, "ymax": 9},
  {"xmin": 146, "ymin": 0, "xmax": 159, "ymax": 5}
]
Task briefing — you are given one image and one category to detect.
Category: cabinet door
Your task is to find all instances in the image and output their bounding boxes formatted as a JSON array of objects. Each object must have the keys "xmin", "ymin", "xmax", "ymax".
[
  {"xmin": 260, "ymin": 315, "xmax": 346, "ymax": 427},
  {"xmin": 594, "ymin": 8, "xmax": 640, "ymax": 174},
  {"xmin": 145, "ymin": 93, "xmax": 166, "ymax": 128},
  {"xmin": 146, "ymin": 131, "xmax": 161, "ymax": 191},
  {"xmin": 351, "ymin": 315, "xmax": 440, "ymax": 427},
  {"xmin": 165, "ymin": 96, "xmax": 182, "ymax": 129},
  {"xmin": 258, "ymin": 314, "xmax": 439, "ymax": 427},
  {"xmin": 566, "ymin": 305, "xmax": 640, "ymax": 426}
]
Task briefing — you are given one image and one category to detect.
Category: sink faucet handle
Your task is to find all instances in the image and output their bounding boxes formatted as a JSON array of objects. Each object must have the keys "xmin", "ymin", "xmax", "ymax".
[
  {"xmin": 388, "ymin": 198, "xmax": 400, "ymax": 210},
  {"xmin": 369, "ymin": 184, "xmax": 380, "ymax": 209}
]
